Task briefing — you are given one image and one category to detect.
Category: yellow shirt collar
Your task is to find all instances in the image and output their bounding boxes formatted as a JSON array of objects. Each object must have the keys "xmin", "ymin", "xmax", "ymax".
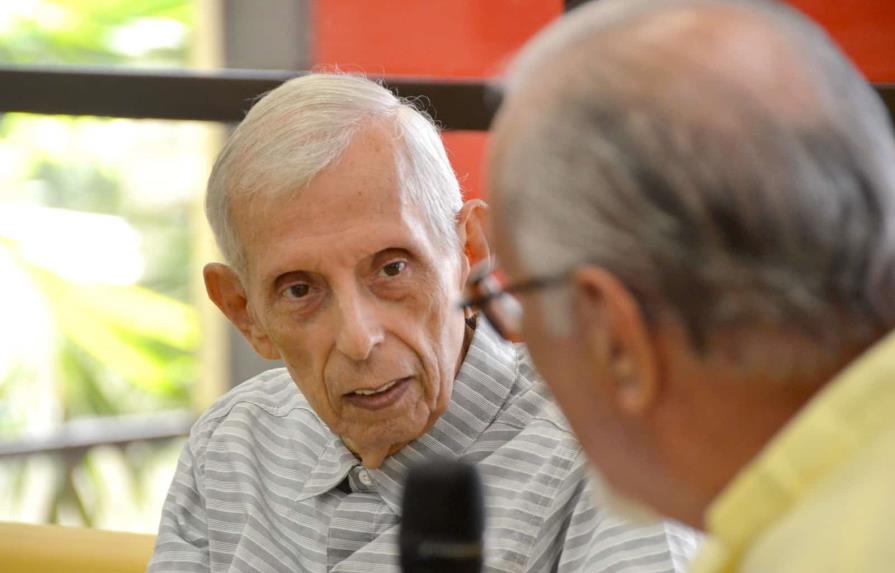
[{"xmin": 697, "ymin": 329, "xmax": 895, "ymax": 572}]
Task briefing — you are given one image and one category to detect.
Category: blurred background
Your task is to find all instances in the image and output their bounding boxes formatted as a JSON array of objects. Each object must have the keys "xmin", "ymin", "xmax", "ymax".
[
  {"xmin": 0, "ymin": 0, "xmax": 211, "ymax": 533},
  {"xmin": 0, "ymin": 0, "xmax": 891, "ymax": 535}
]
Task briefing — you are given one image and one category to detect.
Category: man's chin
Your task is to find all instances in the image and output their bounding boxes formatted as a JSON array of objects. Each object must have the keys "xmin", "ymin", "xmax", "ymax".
[
  {"xmin": 341, "ymin": 429, "xmax": 420, "ymax": 469},
  {"xmin": 335, "ymin": 383, "xmax": 446, "ymax": 468}
]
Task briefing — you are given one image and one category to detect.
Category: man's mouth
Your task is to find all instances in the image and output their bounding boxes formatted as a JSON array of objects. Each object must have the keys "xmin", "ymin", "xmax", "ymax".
[
  {"xmin": 352, "ymin": 379, "xmax": 400, "ymax": 396},
  {"xmin": 343, "ymin": 377, "xmax": 413, "ymax": 410}
]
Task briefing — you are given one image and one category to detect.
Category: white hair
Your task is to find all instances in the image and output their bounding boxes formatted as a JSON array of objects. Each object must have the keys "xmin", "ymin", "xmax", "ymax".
[
  {"xmin": 494, "ymin": 0, "xmax": 895, "ymax": 375},
  {"xmin": 206, "ymin": 73, "xmax": 463, "ymax": 273}
]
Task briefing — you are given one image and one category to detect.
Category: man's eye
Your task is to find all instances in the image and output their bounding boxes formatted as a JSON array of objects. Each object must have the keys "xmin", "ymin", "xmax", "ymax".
[
  {"xmin": 380, "ymin": 261, "xmax": 407, "ymax": 277},
  {"xmin": 286, "ymin": 284, "xmax": 310, "ymax": 298}
]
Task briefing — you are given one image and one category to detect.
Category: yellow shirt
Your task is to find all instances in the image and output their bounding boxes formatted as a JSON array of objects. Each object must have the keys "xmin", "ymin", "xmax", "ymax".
[{"xmin": 690, "ymin": 331, "xmax": 895, "ymax": 573}]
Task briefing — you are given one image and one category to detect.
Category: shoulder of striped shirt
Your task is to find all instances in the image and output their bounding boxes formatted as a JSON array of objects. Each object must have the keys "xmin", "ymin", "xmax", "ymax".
[{"xmin": 187, "ymin": 367, "xmax": 312, "ymax": 438}]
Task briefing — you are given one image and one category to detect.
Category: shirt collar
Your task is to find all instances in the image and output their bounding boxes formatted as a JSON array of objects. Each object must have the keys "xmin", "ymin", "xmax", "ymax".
[
  {"xmin": 697, "ymin": 329, "xmax": 895, "ymax": 572},
  {"xmin": 296, "ymin": 319, "xmax": 519, "ymax": 508},
  {"xmin": 295, "ymin": 434, "xmax": 357, "ymax": 501}
]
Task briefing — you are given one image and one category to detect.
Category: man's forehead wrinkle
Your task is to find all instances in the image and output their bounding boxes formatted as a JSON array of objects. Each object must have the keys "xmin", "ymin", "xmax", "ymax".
[
  {"xmin": 243, "ymin": 194, "xmax": 427, "ymax": 283},
  {"xmin": 258, "ymin": 223, "xmax": 416, "ymax": 286}
]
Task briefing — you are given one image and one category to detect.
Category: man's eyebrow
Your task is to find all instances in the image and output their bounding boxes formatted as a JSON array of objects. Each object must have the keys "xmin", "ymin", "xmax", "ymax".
[{"xmin": 371, "ymin": 247, "xmax": 417, "ymax": 264}]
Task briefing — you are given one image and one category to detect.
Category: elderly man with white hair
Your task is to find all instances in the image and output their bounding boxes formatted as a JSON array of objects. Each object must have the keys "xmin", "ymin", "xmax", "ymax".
[
  {"xmin": 148, "ymin": 73, "xmax": 696, "ymax": 572},
  {"xmin": 486, "ymin": 1, "xmax": 895, "ymax": 572}
]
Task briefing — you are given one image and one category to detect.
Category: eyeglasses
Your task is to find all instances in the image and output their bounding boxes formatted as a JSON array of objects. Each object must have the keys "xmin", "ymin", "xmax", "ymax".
[{"xmin": 458, "ymin": 265, "xmax": 571, "ymax": 342}]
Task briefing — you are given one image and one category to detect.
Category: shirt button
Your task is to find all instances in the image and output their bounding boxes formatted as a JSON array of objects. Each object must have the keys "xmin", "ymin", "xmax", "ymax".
[{"xmin": 357, "ymin": 469, "xmax": 374, "ymax": 488}]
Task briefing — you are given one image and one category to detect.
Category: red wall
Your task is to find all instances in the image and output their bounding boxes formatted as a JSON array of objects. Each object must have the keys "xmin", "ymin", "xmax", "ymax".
[
  {"xmin": 312, "ymin": 1, "xmax": 562, "ymax": 201},
  {"xmin": 311, "ymin": 0, "xmax": 894, "ymax": 202},
  {"xmin": 787, "ymin": 1, "xmax": 895, "ymax": 83}
]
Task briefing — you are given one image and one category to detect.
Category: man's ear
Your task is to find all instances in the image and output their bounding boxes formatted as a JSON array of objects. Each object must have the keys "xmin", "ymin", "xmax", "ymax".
[
  {"xmin": 454, "ymin": 199, "xmax": 491, "ymax": 285},
  {"xmin": 573, "ymin": 266, "xmax": 659, "ymax": 416},
  {"xmin": 203, "ymin": 263, "xmax": 281, "ymax": 360}
]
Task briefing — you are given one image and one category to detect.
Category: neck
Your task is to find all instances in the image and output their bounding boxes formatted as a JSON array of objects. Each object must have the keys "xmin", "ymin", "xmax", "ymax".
[
  {"xmin": 650, "ymin": 325, "xmax": 874, "ymax": 529},
  {"xmin": 455, "ymin": 318, "xmax": 476, "ymax": 376},
  {"xmin": 688, "ymin": 379, "xmax": 821, "ymax": 528}
]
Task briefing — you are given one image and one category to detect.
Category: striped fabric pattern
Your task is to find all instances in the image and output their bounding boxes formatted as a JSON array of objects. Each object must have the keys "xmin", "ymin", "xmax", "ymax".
[{"xmin": 148, "ymin": 321, "xmax": 698, "ymax": 572}]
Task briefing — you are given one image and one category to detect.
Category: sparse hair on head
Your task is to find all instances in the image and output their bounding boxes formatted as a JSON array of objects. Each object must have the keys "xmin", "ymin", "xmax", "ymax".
[
  {"xmin": 206, "ymin": 73, "xmax": 463, "ymax": 275},
  {"xmin": 493, "ymin": 0, "xmax": 895, "ymax": 377}
]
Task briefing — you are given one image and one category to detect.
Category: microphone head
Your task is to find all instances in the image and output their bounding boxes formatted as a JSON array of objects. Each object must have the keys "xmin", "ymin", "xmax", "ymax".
[{"xmin": 399, "ymin": 459, "xmax": 485, "ymax": 573}]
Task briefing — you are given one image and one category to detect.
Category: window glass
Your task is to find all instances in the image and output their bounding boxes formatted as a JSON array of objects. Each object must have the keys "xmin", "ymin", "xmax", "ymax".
[
  {"xmin": 0, "ymin": 0, "xmax": 193, "ymax": 68},
  {"xmin": 0, "ymin": 0, "xmax": 209, "ymax": 533}
]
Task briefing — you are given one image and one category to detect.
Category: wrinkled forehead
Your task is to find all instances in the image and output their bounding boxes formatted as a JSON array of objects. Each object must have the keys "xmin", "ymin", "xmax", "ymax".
[
  {"xmin": 232, "ymin": 181, "xmax": 446, "ymax": 286},
  {"xmin": 231, "ymin": 123, "xmax": 400, "ymax": 237}
]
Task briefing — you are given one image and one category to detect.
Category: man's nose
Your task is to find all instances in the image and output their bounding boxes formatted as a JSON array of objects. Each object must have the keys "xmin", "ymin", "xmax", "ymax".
[{"xmin": 334, "ymin": 288, "xmax": 385, "ymax": 362}]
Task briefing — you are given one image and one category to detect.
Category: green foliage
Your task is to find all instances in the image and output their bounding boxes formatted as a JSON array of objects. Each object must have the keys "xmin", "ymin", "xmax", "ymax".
[
  {"xmin": 34, "ymin": 159, "xmax": 124, "ymax": 214},
  {"xmin": 1, "ymin": 242, "xmax": 197, "ymax": 418},
  {"xmin": 0, "ymin": 0, "xmax": 193, "ymax": 66},
  {"xmin": 0, "ymin": 0, "xmax": 201, "ymax": 531}
]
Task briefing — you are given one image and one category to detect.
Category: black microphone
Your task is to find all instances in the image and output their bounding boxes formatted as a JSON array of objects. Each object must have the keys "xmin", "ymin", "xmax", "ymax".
[{"xmin": 399, "ymin": 459, "xmax": 485, "ymax": 573}]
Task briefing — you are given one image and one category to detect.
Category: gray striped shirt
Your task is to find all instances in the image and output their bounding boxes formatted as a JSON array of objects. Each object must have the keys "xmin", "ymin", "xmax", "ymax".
[{"xmin": 149, "ymin": 322, "xmax": 698, "ymax": 572}]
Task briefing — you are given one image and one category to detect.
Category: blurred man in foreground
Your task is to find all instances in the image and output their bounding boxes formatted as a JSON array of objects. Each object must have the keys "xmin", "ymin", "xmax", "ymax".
[
  {"xmin": 486, "ymin": 0, "xmax": 895, "ymax": 571},
  {"xmin": 148, "ymin": 73, "xmax": 696, "ymax": 571}
]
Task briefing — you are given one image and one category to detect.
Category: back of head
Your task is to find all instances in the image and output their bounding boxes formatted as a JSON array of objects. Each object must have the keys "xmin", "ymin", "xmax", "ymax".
[
  {"xmin": 206, "ymin": 73, "xmax": 462, "ymax": 274},
  {"xmin": 492, "ymin": 0, "xmax": 895, "ymax": 376}
]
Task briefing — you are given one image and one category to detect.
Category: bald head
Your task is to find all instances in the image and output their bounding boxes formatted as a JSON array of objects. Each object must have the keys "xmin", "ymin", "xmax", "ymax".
[
  {"xmin": 490, "ymin": 0, "xmax": 895, "ymax": 373},
  {"xmin": 531, "ymin": 3, "xmax": 808, "ymax": 78},
  {"xmin": 501, "ymin": 0, "xmax": 854, "ymax": 152}
]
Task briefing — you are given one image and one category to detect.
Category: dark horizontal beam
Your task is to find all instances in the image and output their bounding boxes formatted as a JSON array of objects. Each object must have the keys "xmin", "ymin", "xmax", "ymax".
[
  {"xmin": 0, "ymin": 66, "xmax": 892, "ymax": 132},
  {"xmin": 0, "ymin": 411, "xmax": 194, "ymax": 460},
  {"xmin": 0, "ymin": 65, "xmax": 494, "ymax": 131}
]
